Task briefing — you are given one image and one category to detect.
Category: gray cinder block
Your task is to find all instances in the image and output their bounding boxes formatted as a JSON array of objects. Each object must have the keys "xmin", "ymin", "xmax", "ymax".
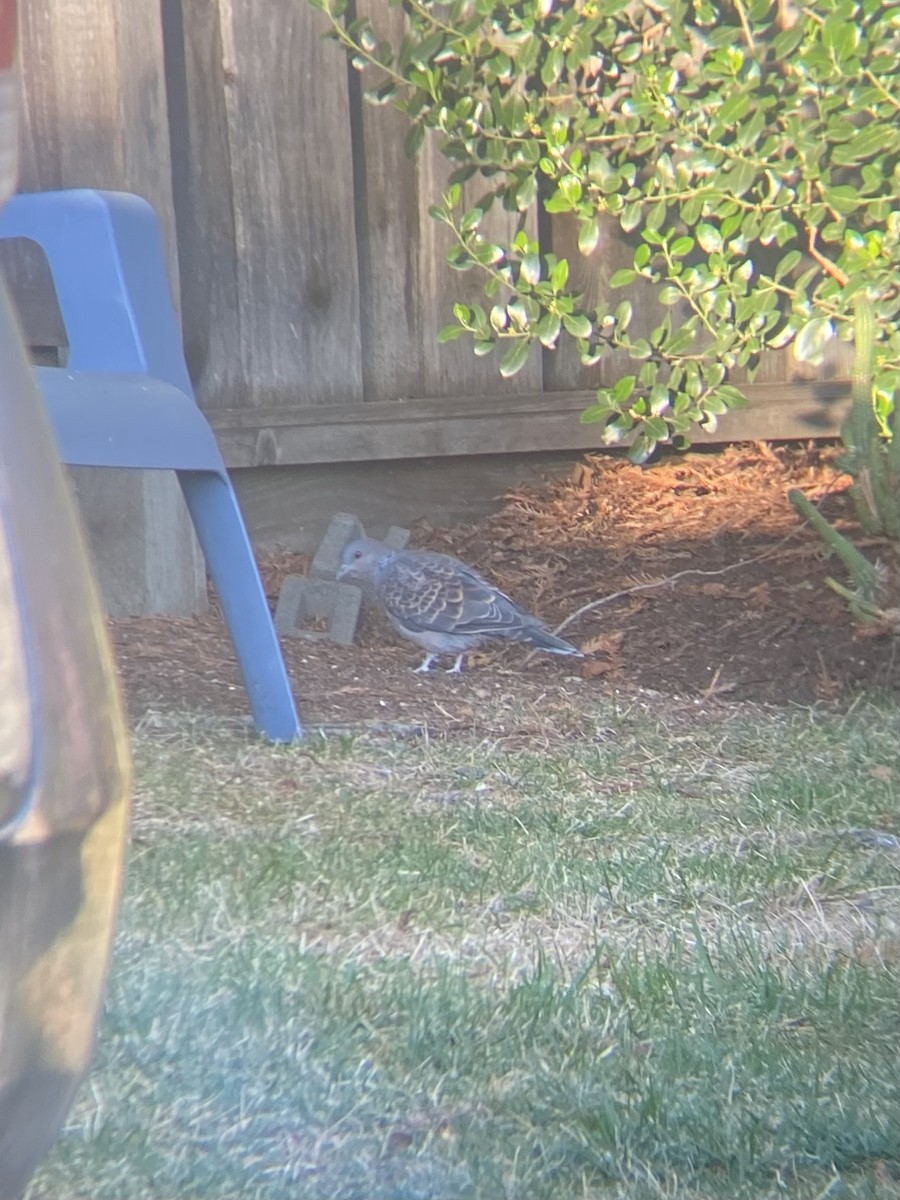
[
  {"xmin": 274, "ymin": 576, "xmax": 362, "ymax": 646},
  {"xmin": 310, "ymin": 513, "xmax": 410, "ymax": 581},
  {"xmin": 385, "ymin": 526, "xmax": 411, "ymax": 551},
  {"xmin": 309, "ymin": 513, "xmax": 366, "ymax": 580},
  {"xmin": 68, "ymin": 466, "xmax": 208, "ymax": 616},
  {"xmin": 279, "ymin": 514, "xmax": 411, "ymax": 646}
]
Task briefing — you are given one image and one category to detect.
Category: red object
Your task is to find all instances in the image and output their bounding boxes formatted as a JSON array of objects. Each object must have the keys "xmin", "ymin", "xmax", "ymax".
[{"xmin": 0, "ymin": 0, "xmax": 15, "ymax": 71}]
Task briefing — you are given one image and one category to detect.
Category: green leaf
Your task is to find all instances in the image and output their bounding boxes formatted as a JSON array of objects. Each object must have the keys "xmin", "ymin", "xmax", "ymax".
[
  {"xmin": 609, "ymin": 268, "xmax": 637, "ymax": 288},
  {"xmin": 515, "ymin": 174, "xmax": 538, "ymax": 211},
  {"xmin": 544, "ymin": 191, "xmax": 574, "ymax": 214},
  {"xmin": 628, "ymin": 338, "xmax": 652, "ymax": 360},
  {"xmin": 832, "ymin": 123, "xmax": 897, "ymax": 165},
  {"xmin": 560, "ymin": 176, "xmax": 583, "ymax": 205},
  {"xmin": 822, "ymin": 13, "xmax": 859, "ymax": 58},
  {"xmin": 628, "ymin": 432, "xmax": 656, "ymax": 464},
  {"xmin": 681, "ymin": 195, "xmax": 704, "ymax": 226},
  {"xmin": 664, "ymin": 324, "xmax": 696, "ymax": 355},
  {"xmin": 603, "ymin": 414, "xmax": 636, "ymax": 444},
  {"xmin": 437, "ymin": 324, "xmax": 465, "ymax": 343},
  {"xmin": 404, "ymin": 123, "xmax": 425, "ymax": 157},
  {"xmin": 460, "ymin": 207, "xmax": 484, "ymax": 234},
  {"xmin": 536, "ymin": 312, "xmax": 562, "ymax": 348},
  {"xmin": 794, "ymin": 316, "xmax": 835, "ymax": 363},
  {"xmin": 562, "ymin": 312, "xmax": 592, "ymax": 338},
  {"xmin": 716, "ymin": 91, "xmax": 750, "ymax": 126},
  {"xmin": 489, "ymin": 305, "xmax": 508, "ymax": 332},
  {"xmin": 823, "ymin": 184, "xmax": 861, "ymax": 215},
  {"xmin": 612, "ymin": 374, "xmax": 636, "ymax": 403},
  {"xmin": 550, "ymin": 258, "xmax": 569, "ymax": 291},
  {"xmin": 473, "ymin": 242, "xmax": 505, "ymax": 265},
  {"xmin": 644, "ymin": 415, "xmax": 669, "ymax": 441},
  {"xmin": 696, "ymin": 224, "xmax": 723, "ymax": 254},
  {"xmin": 580, "ymin": 401, "xmax": 615, "ymax": 425},
  {"xmin": 649, "ymin": 384, "xmax": 670, "ymax": 415},
  {"xmin": 615, "ymin": 300, "xmax": 634, "ymax": 330},
  {"xmin": 507, "ymin": 299, "xmax": 530, "ymax": 330},
  {"xmin": 520, "ymin": 254, "xmax": 541, "ymax": 285},
  {"xmin": 714, "ymin": 384, "xmax": 748, "ymax": 408},
  {"xmin": 774, "ymin": 249, "xmax": 802, "ymax": 280},
  {"xmin": 578, "ymin": 218, "xmax": 600, "ymax": 255},
  {"xmin": 498, "ymin": 339, "xmax": 531, "ymax": 377},
  {"xmin": 724, "ymin": 158, "xmax": 756, "ymax": 196},
  {"xmin": 620, "ymin": 203, "xmax": 641, "ymax": 233},
  {"xmin": 540, "ymin": 45, "xmax": 565, "ymax": 87},
  {"xmin": 645, "ymin": 202, "xmax": 667, "ymax": 233}
]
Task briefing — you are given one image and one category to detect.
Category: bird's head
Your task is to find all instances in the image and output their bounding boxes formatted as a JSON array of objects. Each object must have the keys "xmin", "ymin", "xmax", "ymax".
[{"xmin": 336, "ymin": 537, "xmax": 394, "ymax": 583}]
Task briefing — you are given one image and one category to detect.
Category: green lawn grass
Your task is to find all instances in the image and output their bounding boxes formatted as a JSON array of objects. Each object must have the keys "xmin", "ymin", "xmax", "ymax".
[{"xmin": 25, "ymin": 692, "xmax": 900, "ymax": 1199}]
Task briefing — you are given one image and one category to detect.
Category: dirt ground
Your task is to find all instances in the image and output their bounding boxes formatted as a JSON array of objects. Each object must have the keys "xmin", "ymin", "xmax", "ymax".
[{"xmin": 110, "ymin": 443, "xmax": 900, "ymax": 734}]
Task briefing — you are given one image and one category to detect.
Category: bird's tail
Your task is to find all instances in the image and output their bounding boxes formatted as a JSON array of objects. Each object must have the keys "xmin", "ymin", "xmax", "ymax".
[{"xmin": 523, "ymin": 625, "xmax": 583, "ymax": 657}]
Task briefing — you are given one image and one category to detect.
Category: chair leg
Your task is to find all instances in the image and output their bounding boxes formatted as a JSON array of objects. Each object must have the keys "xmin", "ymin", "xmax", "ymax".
[{"xmin": 177, "ymin": 470, "xmax": 302, "ymax": 742}]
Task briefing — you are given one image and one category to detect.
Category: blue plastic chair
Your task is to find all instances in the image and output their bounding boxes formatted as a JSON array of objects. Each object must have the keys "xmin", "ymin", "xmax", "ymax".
[{"xmin": 0, "ymin": 189, "xmax": 302, "ymax": 742}]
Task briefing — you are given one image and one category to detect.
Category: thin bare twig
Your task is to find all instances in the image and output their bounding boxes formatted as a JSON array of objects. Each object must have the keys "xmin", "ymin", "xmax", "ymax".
[
  {"xmin": 807, "ymin": 223, "xmax": 849, "ymax": 287},
  {"xmin": 733, "ymin": 0, "xmax": 757, "ymax": 52},
  {"xmin": 550, "ymin": 527, "xmax": 809, "ymax": 641}
]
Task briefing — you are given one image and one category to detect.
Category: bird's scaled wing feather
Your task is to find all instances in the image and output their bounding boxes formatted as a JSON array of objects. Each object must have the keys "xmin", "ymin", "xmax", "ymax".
[{"xmin": 382, "ymin": 556, "xmax": 531, "ymax": 637}]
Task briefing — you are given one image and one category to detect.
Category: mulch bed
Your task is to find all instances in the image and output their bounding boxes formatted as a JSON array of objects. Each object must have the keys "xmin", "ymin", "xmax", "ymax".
[{"xmin": 110, "ymin": 442, "xmax": 900, "ymax": 733}]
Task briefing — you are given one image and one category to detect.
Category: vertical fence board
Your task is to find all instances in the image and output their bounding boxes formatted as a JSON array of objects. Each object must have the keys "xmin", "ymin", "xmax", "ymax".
[
  {"xmin": 11, "ymin": 0, "xmax": 206, "ymax": 617},
  {"xmin": 17, "ymin": 0, "xmax": 179, "ymax": 289},
  {"xmin": 163, "ymin": 0, "xmax": 243, "ymax": 403},
  {"xmin": 353, "ymin": 0, "xmax": 541, "ymax": 405},
  {"xmin": 352, "ymin": 1, "xmax": 428, "ymax": 403},
  {"xmin": 218, "ymin": 0, "xmax": 362, "ymax": 410}
]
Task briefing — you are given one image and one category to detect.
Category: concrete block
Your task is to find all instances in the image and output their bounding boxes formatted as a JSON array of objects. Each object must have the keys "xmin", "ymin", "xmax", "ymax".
[
  {"xmin": 385, "ymin": 525, "xmax": 411, "ymax": 551},
  {"xmin": 67, "ymin": 466, "xmax": 208, "ymax": 617},
  {"xmin": 309, "ymin": 512, "xmax": 366, "ymax": 580},
  {"xmin": 274, "ymin": 576, "xmax": 362, "ymax": 646},
  {"xmin": 309, "ymin": 512, "xmax": 410, "ymax": 582},
  {"xmin": 277, "ymin": 514, "xmax": 411, "ymax": 646}
]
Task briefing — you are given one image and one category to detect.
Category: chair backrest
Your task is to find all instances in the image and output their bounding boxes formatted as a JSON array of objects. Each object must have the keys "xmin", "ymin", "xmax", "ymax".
[{"xmin": 0, "ymin": 189, "xmax": 194, "ymax": 397}]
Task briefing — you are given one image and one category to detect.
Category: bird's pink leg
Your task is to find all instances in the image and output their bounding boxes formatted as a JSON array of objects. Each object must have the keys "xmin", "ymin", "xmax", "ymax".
[
  {"xmin": 446, "ymin": 653, "xmax": 466, "ymax": 673},
  {"xmin": 414, "ymin": 654, "xmax": 437, "ymax": 673}
]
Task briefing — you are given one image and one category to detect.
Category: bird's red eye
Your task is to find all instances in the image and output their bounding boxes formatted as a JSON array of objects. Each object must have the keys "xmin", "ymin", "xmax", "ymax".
[{"xmin": 353, "ymin": 549, "xmax": 363, "ymax": 560}]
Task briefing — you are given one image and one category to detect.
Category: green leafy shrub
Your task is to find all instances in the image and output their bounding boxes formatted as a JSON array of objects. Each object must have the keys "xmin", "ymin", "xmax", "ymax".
[
  {"xmin": 789, "ymin": 299, "xmax": 900, "ymax": 630},
  {"xmin": 309, "ymin": 0, "xmax": 900, "ymax": 463}
]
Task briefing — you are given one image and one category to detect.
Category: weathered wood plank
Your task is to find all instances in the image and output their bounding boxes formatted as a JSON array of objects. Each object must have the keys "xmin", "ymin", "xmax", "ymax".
[
  {"xmin": 351, "ymin": 0, "xmax": 427, "ymax": 404},
  {"xmin": 161, "ymin": 0, "xmax": 243, "ymax": 399},
  {"xmin": 353, "ymin": 0, "xmax": 542, "ymax": 401},
  {"xmin": 210, "ymin": 379, "xmax": 851, "ymax": 467},
  {"xmin": 17, "ymin": 0, "xmax": 180, "ymax": 288},
  {"xmin": 10, "ymin": 0, "xmax": 180, "ymax": 355},
  {"xmin": 12, "ymin": 0, "xmax": 206, "ymax": 617},
  {"xmin": 0, "ymin": 236, "xmax": 66, "ymax": 351},
  {"xmin": 185, "ymin": 0, "xmax": 363, "ymax": 411}
]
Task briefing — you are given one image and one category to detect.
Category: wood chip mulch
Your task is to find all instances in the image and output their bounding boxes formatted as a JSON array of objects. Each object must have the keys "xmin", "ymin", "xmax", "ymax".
[{"xmin": 110, "ymin": 443, "xmax": 900, "ymax": 733}]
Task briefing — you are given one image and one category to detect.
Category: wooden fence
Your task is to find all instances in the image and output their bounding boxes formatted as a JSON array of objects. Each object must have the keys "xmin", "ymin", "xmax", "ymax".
[{"xmin": 11, "ymin": 0, "xmax": 850, "ymax": 469}]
